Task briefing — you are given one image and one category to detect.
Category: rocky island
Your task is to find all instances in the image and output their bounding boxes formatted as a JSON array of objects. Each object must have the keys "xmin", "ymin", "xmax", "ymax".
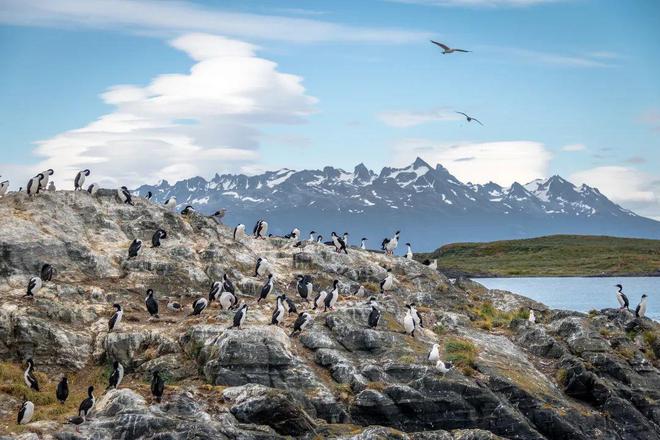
[{"xmin": 0, "ymin": 191, "xmax": 659, "ymax": 439}]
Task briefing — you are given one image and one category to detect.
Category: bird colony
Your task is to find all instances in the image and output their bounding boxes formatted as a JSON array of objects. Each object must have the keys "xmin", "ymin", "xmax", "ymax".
[{"xmin": 0, "ymin": 172, "xmax": 658, "ymax": 440}]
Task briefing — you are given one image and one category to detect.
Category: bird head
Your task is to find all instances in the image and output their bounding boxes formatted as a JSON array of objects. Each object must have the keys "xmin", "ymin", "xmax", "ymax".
[
  {"xmin": 642, "ymin": 294, "xmax": 648, "ymax": 298},
  {"xmin": 615, "ymin": 284, "xmax": 623, "ymax": 288},
  {"xmin": 112, "ymin": 303, "xmax": 121, "ymax": 310},
  {"xmin": 113, "ymin": 360, "xmax": 119, "ymax": 369}
]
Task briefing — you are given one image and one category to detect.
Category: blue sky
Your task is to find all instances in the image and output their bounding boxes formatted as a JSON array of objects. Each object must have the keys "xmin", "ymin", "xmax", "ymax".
[{"xmin": 1, "ymin": 0, "xmax": 659, "ymax": 218}]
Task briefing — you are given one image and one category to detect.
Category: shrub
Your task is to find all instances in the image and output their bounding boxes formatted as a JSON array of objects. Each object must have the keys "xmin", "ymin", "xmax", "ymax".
[{"xmin": 444, "ymin": 337, "xmax": 478, "ymax": 372}]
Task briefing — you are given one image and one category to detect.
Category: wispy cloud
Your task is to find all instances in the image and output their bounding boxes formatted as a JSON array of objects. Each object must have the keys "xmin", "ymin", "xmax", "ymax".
[
  {"xmin": 561, "ymin": 143, "xmax": 586, "ymax": 152},
  {"xmin": 378, "ymin": 108, "xmax": 461, "ymax": 128},
  {"xmin": 388, "ymin": 0, "xmax": 563, "ymax": 8},
  {"xmin": 639, "ymin": 109, "xmax": 660, "ymax": 132},
  {"xmin": 0, "ymin": 0, "xmax": 429, "ymax": 44},
  {"xmin": 5, "ymin": 33, "xmax": 318, "ymax": 188},
  {"xmin": 391, "ymin": 139, "xmax": 552, "ymax": 185},
  {"xmin": 484, "ymin": 46, "xmax": 614, "ymax": 68}
]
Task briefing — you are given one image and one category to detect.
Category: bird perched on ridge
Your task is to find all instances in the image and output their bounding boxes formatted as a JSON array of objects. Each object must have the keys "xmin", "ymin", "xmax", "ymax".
[
  {"xmin": 74, "ymin": 169, "xmax": 90, "ymax": 191},
  {"xmin": 151, "ymin": 229, "xmax": 167, "ymax": 248},
  {"xmin": 128, "ymin": 238, "xmax": 142, "ymax": 259}
]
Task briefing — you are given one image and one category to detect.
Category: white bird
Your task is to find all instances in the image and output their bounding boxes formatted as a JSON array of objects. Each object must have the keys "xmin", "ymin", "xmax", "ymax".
[
  {"xmin": 528, "ymin": 309, "xmax": 536, "ymax": 324},
  {"xmin": 360, "ymin": 237, "xmax": 367, "ymax": 250},
  {"xmin": 0, "ymin": 178, "xmax": 9, "ymax": 196},
  {"xmin": 405, "ymin": 243, "xmax": 413, "ymax": 260},
  {"xmin": 38, "ymin": 169, "xmax": 54, "ymax": 190},
  {"xmin": 233, "ymin": 224, "xmax": 246, "ymax": 241},
  {"xmin": 428, "ymin": 344, "xmax": 440, "ymax": 363},
  {"xmin": 307, "ymin": 231, "xmax": 316, "ymax": 242},
  {"xmin": 430, "ymin": 40, "xmax": 470, "ymax": 54},
  {"xmin": 382, "ymin": 231, "xmax": 400, "ymax": 256},
  {"xmin": 27, "ymin": 174, "xmax": 43, "ymax": 196},
  {"xmin": 380, "ymin": 269, "xmax": 394, "ymax": 293},
  {"xmin": 164, "ymin": 197, "xmax": 177, "ymax": 211},
  {"xmin": 403, "ymin": 305, "xmax": 417, "ymax": 337},
  {"xmin": 435, "ymin": 360, "xmax": 453, "ymax": 374},
  {"xmin": 636, "ymin": 294, "xmax": 648, "ymax": 318},
  {"xmin": 74, "ymin": 169, "xmax": 90, "ymax": 190},
  {"xmin": 17, "ymin": 399, "xmax": 34, "ymax": 425}
]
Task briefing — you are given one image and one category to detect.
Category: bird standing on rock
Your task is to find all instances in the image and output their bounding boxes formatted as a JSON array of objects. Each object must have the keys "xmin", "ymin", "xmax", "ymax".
[
  {"xmin": 271, "ymin": 295, "xmax": 286, "ymax": 326},
  {"xmin": 108, "ymin": 304, "xmax": 123, "ymax": 331},
  {"xmin": 636, "ymin": 294, "xmax": 648, "ymax": 318},
  {"xmin": 616, "ymin": 284, "xmax": 629, "ymax": 310},
  {"xmin": 410, "ymin": 303, "xmax": 424, "ymax": 328},
  {"xmin": 360, "ymin": 238, "xmax": 368, "ymax": 250},
  {"xmin": 164, "ymin": 197, "xmax": 177, "ymax": 210},
  {"xmin": 151, "ymin": 371, "xmax": 165, "ymax": 403},
  {"xmin": 74, "ymin": 169, "xmax": 90, "ymax": 190},
  {"xmin": 405, "ymin": 243, "xmax": 413, "ymax": 260},
  {"xmin": 56, "ymin": 377, "xmax": 69, "ymax": 404},
  {"xmin": 152, "ymin": 229, "xmax": 167, "ymax": 248},
  {"xmin": 230, "ymin": 304, "xmax": 248, "ymax": 329},
  {"xmin": 190, "ymin": 297, "xmax": 208, "ymax": 316},
  {"xmin": 233, "ymin": 223, "xmax": 246, "ymax": 241},
  {"xmin": 258, "ymin": 274, "xmax": 275, "ymax": 303},
  {"xmin": 117, "ymin": 186, "xmax": 134, "ymax": 205},
  {"xmin": 181, "ymin": 205, "xmax": 195, "ymax": 215},
  {"xmin": 78, "ymin": 386, "xmax": 95, "ymax": 418},
  {"xmin": 313, "ymin": 291, "xmax": 328, "ymax": 310},
  {"xmin": 24, "ymin": 358, "xmax": 39, "ymax": 391},
  {"xmin": 27, "ymin": 173, "xmax": 43, "ymax": 196},
  {"xmin": 253, "ymin": 219, "xmax": 269, "ymax": 239},
  {"xmin": 324, "ymin": 280, "xmax": 340, "ymax": 311},
  {"xmin": 26, "ymin": 276, "xmax": 42, "ymax": 298},
  {"xmin": 38, "ymin": 169, "xmax": 54, "ymax": 190},
  {"xmin": 87, "ymin": 183, "xmax": 99, "ymax": 195},
  {"xmin": 290, "ymin": 312, "xmax": 313, "ymax": 336},
  {"xmin": 17, "ymin": 398, "xmax": 34, "ymax": 425},
  {"xmin": 380, "ymin": 269, "xmax": 394, "ymax": 294},
  {"xmin": 331, "ymin": 232, "xmax": 348, "ymax": 254},
  {"xmin": 107, "ymin": 361, "xmax": 124, "ymax": 390},
  {"xmin": 145, "ymin": 289, "xmax": 159, "ymax": 318},
  {"xmin": 368, "ymin": 299, "xmax": 381, "ymax": 328},
  {"xmin": 0, "ymin": 178, "xmax": 9, "ymax": 196},
  {"xmin": 296, "ymin": 275, "xmax": 313, "ymax": 302},
  {"xmin": 40, "ymin": 264, "xmax": 54, "ymax": 281},
  {"xmin": 254, "ymin": 257, "xmax": 269, "ymax": 277},
  {"xmin": 382, "ymin": 231, "xmax": 400, "ymax": 256},
  {"xmin": 428, "ymin": 344, "xmax": 440, "ymax": 363},
  {"xmin": 404, "ymin": 304, "xmax": 417, "ymax": 337},
  {"xmin": 128, "ymin": 239, "xmax": 142, "ymax": 259}
]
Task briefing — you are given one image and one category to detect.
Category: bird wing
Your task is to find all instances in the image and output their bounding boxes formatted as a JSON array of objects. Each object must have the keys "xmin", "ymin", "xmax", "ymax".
[
  {"xmin": 454, "ymin": 49, "xmax": 470, "ymax": 52},
  {"xmin": 430, "ymin": 40, "xmax": 450, "ymax": 50},
  {"xmin": 293, "ymin": 314, "xmax": 305, "ymax": 331},
  {"xmin": 621, "ymin": 293, "xmax": 629, "ymax": 307},
  {"xmin": 635, "ymin": 304, "xmax": 641, "ymax": 317},
  {"xmin": 456, "ymin": 111, "xmax": 469, "ymax": 119},
  {"xmin": 472, "ymin": 117, "xmax": 484, "ymax": 126}
]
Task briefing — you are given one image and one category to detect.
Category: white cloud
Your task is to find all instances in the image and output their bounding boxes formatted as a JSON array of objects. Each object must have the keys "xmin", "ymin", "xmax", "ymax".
[
  {"xmin": 483, "ymin": 46, "xmax": 613, "ymax": 68},
  {"xmin": 389, "ymin": 0, "xmax": 562, "ymax": 7},
  {"xmin": 7, "ymin": 33, "xmax": 317, "ymax": 189},
  {"xmin": 378, "ymin": 109, "xmax": 461, "ymax": 128},
  {"xmin": 391, "ymin": 139, "xmax": 552, "ymax": 185},
  {"xmin": 570, "ymin": 166, "xmax": 660, "ymax": 220},
  {"xmin": 0, "ymin": 0, "xmax": 428, "ymax": 44},
  {"xmin": 561, "ymin": 143, "xmax": 586, "ymax": 152}
]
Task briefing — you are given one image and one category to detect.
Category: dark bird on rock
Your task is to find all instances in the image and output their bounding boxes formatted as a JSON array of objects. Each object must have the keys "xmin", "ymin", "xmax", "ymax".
[
  {"xmin": 181, "ymin": 205, "xmax": 195, "ymax": 215},
  {"xmin": 230, "ymin": 304, "xmax": 248, "ymax": 329},
  {"xmin": 56, "ymin": 376, "xmax": 69, "ymax": 404},
  {"xmin": 430, "ymin": 40, "xmax": 470, "ymax": 54},
  {"xmin": 151, "ymin": 371, "xmax": 165, "ymax": 403},
  {"xmin": 146, "ymin": 191, "xmax": 153, "ymax": 200},
  {"xmin": 151, "ymin": 229, "xmax": 167, "ymax": 248},
  {"xmin": 74, "ymin": 169, "xmax": 90, "ymax": 191},
  {"xmin": 78, "ymin": 386, "xmax": 95, "ymax": 418},
  {"xmin": 40, "ymin": 264, "xmax": 54, "ymax": 282},
  {"xmin": 117, "ymin": 186, "xmax": 134, "ymax": 205},
  {"xmin": 189, "ymin": 298, "xmax": 208, "ymax": 316},
  {"xmin": 108, "ymin": 304, "xmax": 123, "ymax": 331},
  {"xmin": 616, "ymin": 284, "xmax": 629, "ymax": 310},
  {"xmin": 258, "ymin": 274, "xmax": 275, "ymax": 303},
  {"xmin": 107, "ymin": 361, "xmax": 124, "ymax": 390},
  {"xmin": 456, "ymin": 111, "xmax": 483, "ymax": 125},
  {"xmin": 128, "ymin": 238, "xmax": 142, "ymax": 259},
  {"xmin": 290, "ymin": 312, "xmax": 313, "ymax": 336},
  {"xmin": 145, "ymin": 289, "xmax": 159, "ymax": 318}
]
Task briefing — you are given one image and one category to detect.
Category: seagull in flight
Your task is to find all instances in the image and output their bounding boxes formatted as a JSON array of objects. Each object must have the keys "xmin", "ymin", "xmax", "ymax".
[
  {"xmin": 430, "ymin": 40, "xmax": 470, "ymax": 54},
  {"xmin": 456, "ymin": 111, "xmax": 483, "ymax": 126}
]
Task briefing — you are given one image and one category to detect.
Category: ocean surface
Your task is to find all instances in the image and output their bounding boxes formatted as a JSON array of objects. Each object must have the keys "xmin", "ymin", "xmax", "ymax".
[{"xmin": 477, "ymin": 277, "xmax": 658, "ymax": 321}]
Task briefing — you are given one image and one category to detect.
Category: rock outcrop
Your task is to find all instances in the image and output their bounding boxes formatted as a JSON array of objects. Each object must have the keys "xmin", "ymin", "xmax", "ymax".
[{"xmin": 0, "ymin": 190, "xmax": 659, "ymax": 439}]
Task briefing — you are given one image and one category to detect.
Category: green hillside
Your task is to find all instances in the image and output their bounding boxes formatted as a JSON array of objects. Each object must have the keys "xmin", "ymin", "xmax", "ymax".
[{"xmin": 417, "ymin": 235, "xmax": 660, "ymax": 277}]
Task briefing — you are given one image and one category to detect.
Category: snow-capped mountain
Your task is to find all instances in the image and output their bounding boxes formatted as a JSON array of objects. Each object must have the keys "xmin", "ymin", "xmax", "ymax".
[{"xmin": 136, "ymin": 158, "xmax": 660, "ymax": 250}]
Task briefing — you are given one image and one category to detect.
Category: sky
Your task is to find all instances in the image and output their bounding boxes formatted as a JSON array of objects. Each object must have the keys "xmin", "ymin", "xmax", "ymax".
[{"xmin": 1, "ymin": 0, "xmax": 659, "ymax": 218}]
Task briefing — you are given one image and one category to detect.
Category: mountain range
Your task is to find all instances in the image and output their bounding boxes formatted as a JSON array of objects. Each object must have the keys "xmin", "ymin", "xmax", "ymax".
[{"xmin": 136, "ymin": 158, "xmax": 660, "ymax": 251}]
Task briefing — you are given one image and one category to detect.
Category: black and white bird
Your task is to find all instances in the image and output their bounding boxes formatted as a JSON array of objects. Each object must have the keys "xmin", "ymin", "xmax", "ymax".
[
  {"xmin": 145, "ymin": 191, "xmax": 153, "ymax": 200},
  {"xmin": 331, "ymin": 232, "xmax": 348, "ymax": 254},
  {"xmin": 27, "ymin": 173, "xmax": 43, "ymax": 196},
  {"xmin": 307, "ymin": 231, "xmax": 316, "ymax": 242},
  {"xmin": 253, "ymin": 219, "xmax": 269, "ymax": 239},
  {"xmin": 405, "ymin": 243, "xmax": 413, "ymax": 260},
  {"xmin": 283, "ymin": 296, "xmax": 297, "ymax": 315},
  {"xmin": 436, "ymin": 360, "xmax": 453, "ymax": 374},
  {"xmin": 271, "ymin": 295, "xmax": 287, "ymax": 326},
  {"xmin": 290, "ymin": 312, "xmax": 313, "ymax": 336},
  {"xmin": 78, "ymin": 386, "xmax": 95, "ymax": 418},
  {"xmin": 24, "ymin": 359, "xmax": 39, "ymax": 391},
  {"xmin": 26, "ymin": 276, "xmax": 42, "ymax": 298},
  {"xmin": 40, "ymin": 264, "xmax": 54, "ymax": 282},
  {"xmin": 164, "ymin": 197, "xmax": 177, "ymax": 210},
  {"xmin": 87, "ymin": 183, "xmax": 99, "ymax": 195},
  {"xmin": 360, "ymin": 237, "xmax": 368, "ymax": 250},
  {"xmin": 17, "ymin": 399, "xmax": 34, "ymax": 425},
  {"xmin": 151, "ymin": 371, "xmax": 165, "ymax": 403},
  {"xmin": 208, "ymin": 281, "xmax": 222, "ymax": 303},
  {"xmin": 456, "ymin": 111, "xmax": 483, "ymax": 126},
  {"xmin": 380, "ymin": 269, "xmax": 394, "ymax": 294},
  {"xmin": 128, "ymin": 238, "xmax": 142, "ymax": 259},
  {"xmin": 38, "ymin": 169, "xmax": 54, "ymax": 190},
  {"xmin": 410, "ymin": 303, "xmax": 424, "ymax": 328},
  {"xmin": 423, "ymin": 259, "xmax": 438, "ymax": 270},
  {"xmin": 254, "ymin": 257, "xmax": 269, "ymax": 277},
  {"xmin": 181, "ymin": 205, "xmax": 195, "ymax": 215},
  {"xmin": 0, "ymin": 178, "xmax": 9, "ymax": 196},
  {"xmin": 324, "ymin": 280, "xmax": 340, "ymax": 311},
  {"xmin": 404, "ymin": 304, "xmax": 417, "ymax": 337},
  {"xmin": 616, "ymin": 284, "xmax": 629, "ymax": 310},
  {"xmin": 167, "ymin": 299, "xmax": 183, "ymax": 312},
  {"xmin": 428, "ymin": 344, "xmax": 440, "ymax": 363},
  {"xmin": 430, "ymin": 40, "xmax": 470, "ymax": 54},
  {"xmin": 117, "ymin": 186, "xmax": 134, "ymax": 205},
  {"xmin": 285, "ymin": 228, "xmax": 301, "ymax": 240},
  {"xmin": 74, "ymin": 169, "xmax": 90, "ymax": 190},
  {"xmin": 296, "ymin": 275, "xmax": 313, "ymax": 302},
  {"xmin": 107, "ymin": 361, "xmax": 124, "ymax": 390},
  {"xmin": 211, "ymin": 209, "xmax": 226, "ymax": 223},
  {"xmin": 316, "ymin": 234, "xmax": 324, "ymax": 243},
  {"xmin": 151, "ymin": 229, "xmax": 167, "ymax": 248},
  {"xmin": 636, "ymin": 294, "xmax": 648, "ymax": 318},
  {"xmin": 258, "ymin": 274, "xmax": 275, "ymax": 303},
  {"xmin": 230, "ymin": 304, "xmax": 248, "ymax": 329},
  {"xmin": 233, "ymin": 223, "xmax": 246, "ymax": 241},
  {"xmin": 367, "ymin": 298, "xmax": 381, "ymax": 328},
  {"xmin": 108, "ymin": 304, "xmax": 123, "ymax": 331},
  {"xmin": 222, "ymin": 274, "xmax": 235, "ymax": 295},
  {"xmin": 189, "ymin": 297, "xmax": 208, "ymax": 316},
  {"xmin": 382, "ymin": 231, "xmax": 400, "ymax": 256},
  {"xmin": 145, "ymin": 289, "xmax": 159, "ymax": 318},
  {"xmin": 313, "ymin": 290, "xmax": 328, "ymax": 310},
  {"xmin": 56, "ymin": 376, "xmax": 69, "ymax": 404},
  {"xmin": 342, "ymin": 232, "xmax": 349, "ymax": 247}
]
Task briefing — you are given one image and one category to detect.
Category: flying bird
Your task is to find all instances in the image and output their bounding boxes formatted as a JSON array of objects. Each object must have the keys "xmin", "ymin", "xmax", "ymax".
[
  {"xmin": 456, "ymin": 111, "xmax": 483, "ymax": 126},
  {"xmin": 430, "ymin": 40, "xmax": 470, "ymax": 54}
]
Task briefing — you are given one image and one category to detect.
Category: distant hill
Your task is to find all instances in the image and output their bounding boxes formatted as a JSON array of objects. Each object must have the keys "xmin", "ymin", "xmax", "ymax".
[
  {"xmin": 417, "ymin": 235, "xmax": 660, "ymax": 277},
  {"xmin": 135, "ymin": 158, "xmax": 660, "ymax": 250}
]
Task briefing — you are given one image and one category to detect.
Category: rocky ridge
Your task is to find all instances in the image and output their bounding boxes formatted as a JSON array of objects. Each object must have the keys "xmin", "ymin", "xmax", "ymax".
[{"xmin": 0, "ymin": 190, "xmax": 659, "ymax": 439}]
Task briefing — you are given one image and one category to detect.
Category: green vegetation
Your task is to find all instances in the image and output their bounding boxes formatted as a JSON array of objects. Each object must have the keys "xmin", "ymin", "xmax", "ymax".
[
  {"xmin": 417, "ymin": 235, "xmax": 660, "ymax": 277},
  {"xmin": 469, "ymin": 301, "xmax": 529, "ymax": 330},
  {"xmin": 444, "ymin": 337, "xmax": 478, "ymax": 375}
]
